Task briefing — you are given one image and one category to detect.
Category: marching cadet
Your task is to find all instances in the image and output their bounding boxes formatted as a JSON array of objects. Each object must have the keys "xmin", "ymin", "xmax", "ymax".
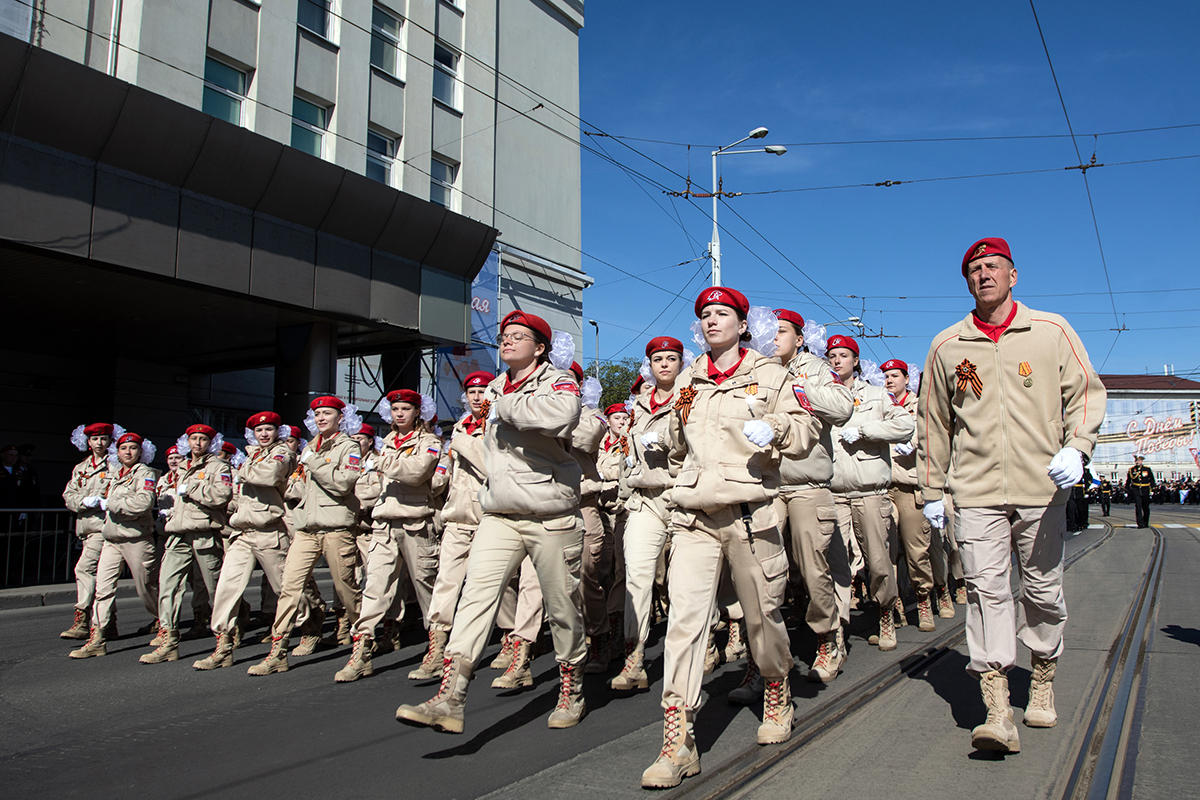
[
  {"xmin": 827, "ymin": 337, "xmax": 914, "ymax": 652},
  {"xmin": 193, "ymin": 413, "xmax": 297, "ymax": 670},
  {"xmin": 611, "ymin": 337, "xmax": 685, "ymax": 692},
  {"xmin": 882, "ymin": 358, "xmax": 939, "ymax": 631},
  {"xmin": 335, "ymin": 390, "xmax": 441, "ymax": 682},
  {"xmin": 1126, "ymin": 456, "xmax": 1155, "ymax": 528},
  {"xmin": 768, "ymin": 309, "xmax": 854, "ymax": 685},
  {"xmin": 1099, "ymin": 477, "xmax": 1112, "ymax": 516},
  {"xmin": 598, "ymin": 401, "xmax": 631, "ymax": 669},
  {"xmin": 60, "ymin": 423, "xmax": 116, "ymax": 640},
  {"xmin": 642, "ymin": 288, "xmax": 819, "ymax": 789},
  {"xmin": 918, "ymin": 237, "xmax": 1105, "ymax": 753},
  {"xmin": 395, "ymin": 310, "xmax": 587, "ymax": 733},
  {"xmin": 142, "ymin": 424, "xmax": 230, "ymax": 664},
  {"xmin": 411, "ymin": 371, "xmax": 493, "ymax": 682},
  {"xmin": 249, "ymin": 396, "xmax": 363, "ymax": 675},
  {"xmin": 69, "ymin": 432, "xmax": 160, "ymax": 658}
]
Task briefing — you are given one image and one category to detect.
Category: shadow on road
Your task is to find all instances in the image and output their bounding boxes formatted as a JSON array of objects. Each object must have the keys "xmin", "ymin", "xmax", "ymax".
[{"xmin": 1161, "ymin": 624, "xmax": 1200, "ymax": 647}]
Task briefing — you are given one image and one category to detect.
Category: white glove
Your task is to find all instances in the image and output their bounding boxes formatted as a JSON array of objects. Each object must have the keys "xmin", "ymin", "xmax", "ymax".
[
  {"xmin": 894, "ymin": 442, "xmax": 915, "ymax": 456},
  {"xmin": 923, "ymin": 499, "xmax": 946, "ymax": 528},
  {"xmin": 640, "ymin": 432, "xmax": 660, "ymax": 448},
  {"xmin": 1047, "ymin": 446, "xmax": 1085, "ymax": 489},
  {"xmin": 99, "ymin": 499, "xmax": 108, "ymax": 512},
  {"xmin": 625, "ymin": 455, "xmax": 636, "ymax": 468},
  {"xmin": 82, "ymin": 496, "xmax": 100, "ymax": 508},
  {"xmin": 158, "ymin": 509, "xmax": 169, "ymax": 518},
  {"xmin": 487, "ymin": 401, "xmax": 499, "ymax": 423},
  {"xmin": 177, "ymin": 483, "xmax": 188, "ymax": 498},
  {"xmin": 299, "ymin": 449, "xmax": 313, "ymax": 464},
  {"xmin": 743, "ymin": 420, "xmax": 773, "ymax": 447},
  {"xmin": 840, "ymin": 427, "xmax": 862, "ymax": 444},
  {"xmin": 364, "ymin": 458, "xmax": 376, "ymax": 472}
]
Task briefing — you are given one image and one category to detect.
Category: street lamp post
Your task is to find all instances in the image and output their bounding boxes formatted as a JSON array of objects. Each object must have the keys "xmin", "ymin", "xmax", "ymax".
[
  {"xmin": 589, "ymin": 319, "xmax": 600, "ymax": 380},
  {"xmin": 709, "ymin": 127, "xmax": 787, "ymax": 287}
]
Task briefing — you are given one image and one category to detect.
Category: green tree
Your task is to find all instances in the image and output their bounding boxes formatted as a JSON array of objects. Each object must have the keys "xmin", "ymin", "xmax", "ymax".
[{"xmin": 585, "ymin": 358, "xmax": 643, "ymax": 409}]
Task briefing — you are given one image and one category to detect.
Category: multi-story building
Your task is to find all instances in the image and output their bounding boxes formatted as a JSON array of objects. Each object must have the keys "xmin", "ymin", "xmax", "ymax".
[
  {"xmin": 1093, "ymin": 374, "xmax": 1200, "ymax": 483},
  {"xmin": 0, "ymin": 0, "xmax": 587, "ymax": 502}
]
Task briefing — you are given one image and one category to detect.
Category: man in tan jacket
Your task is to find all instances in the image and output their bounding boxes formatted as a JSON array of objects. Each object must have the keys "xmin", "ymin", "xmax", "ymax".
[
  {"xmin": 918, "ymin": 237, "xmax": 1105, "ymax": 754},
  {"xmin": 61, "ymin": 423, "xmax": 116, "ymax": 639}
]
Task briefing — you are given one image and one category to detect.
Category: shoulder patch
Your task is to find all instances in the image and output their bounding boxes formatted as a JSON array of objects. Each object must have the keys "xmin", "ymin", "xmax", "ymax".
[
  {"xmin": 793, "ymin": 385, "xmax": 815, "ymax": 415},
  {"xmin": 273, "ymin": 453, "xmax": 285, "ymax": 461},
  {"xmin": 830, "ymin": 370, "xmax": 844, "ymax": 385},
  {"xmin": 348, "ymin": 454, "xmax": 360, "ymax": 466},
  {"xmin": 143, "ymin": 478, "xmax": 156, "ymax": 491},
  {"xmin": 220, "ymin": 473, "xmax": 232, "ymax": 486},
  {"xmin": 552, "ymin": 381, "xmax": 581, "ymax": 396},
  {"xmin": 426, "ymin": 445, "xmax": 441, "ymax": 455}
]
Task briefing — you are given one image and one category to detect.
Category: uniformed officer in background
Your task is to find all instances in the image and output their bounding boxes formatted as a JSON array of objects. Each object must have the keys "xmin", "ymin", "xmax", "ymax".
[{"xmin": 1126, "ymin": 455, "xmax": 1155, "ymax": 528}]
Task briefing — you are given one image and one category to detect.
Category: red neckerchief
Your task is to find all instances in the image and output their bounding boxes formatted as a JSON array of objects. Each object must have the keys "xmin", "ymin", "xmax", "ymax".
[
  {"xmin": 393, "ymin": 430, "xmax": 416, "ymax": 450},
  {"xmin": 650, "ymin": 391, "xmax": 673, "ymax": 414},
  {"xmin": 464, "ymin": 414, "xmax": 485, "ymax": 436},
  {"xmin": 503, "ymin": 368, "xmax": 538, "ymax": 394},
  {"xmin": 895, "ymin": 390, "xmax": 909, "ymax": 406},
  {"xmin": 706, "ymin": 348, "xmax": 747, "ymax": 385},
  {"xmin": 972, "ymin": 302, "xmax": 1019, "ymax": 343},
  {"xmin": 603, "ymin": 434, "xmax": 618, "ymax": 452},
  {"xmin": 313, "ymin": 431, "xmax": 339, "ymax": 452},
  {"xmin": 118, "ymin": 465, "xmax": 132, "ymax": 479}
]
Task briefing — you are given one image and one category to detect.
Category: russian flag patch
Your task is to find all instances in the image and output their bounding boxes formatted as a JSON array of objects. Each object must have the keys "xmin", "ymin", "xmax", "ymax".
[
  {"xmin": 793, "ymin": 385, "xmax": 815, "ymax": 415},
  {"xmin": 143, "ymin": 478, "xmax": 155, "ymax": 491},
  {"xmin": 220, "ymin": 474, "xmax": 232, "ymax": 486},
  {"xmin": 427, "ymin": 445, "xmax": 440, "ymax": 455},
  {"xmin": 348, "ymin": 454, "xmax": 360, "ymax": 466},
  {"xmin": 435, "ymin": 464, "xmax": 447, "ymax": 474},
  {"xmin": 273, "ymin": 454, "xmax": 285, "ymax": 461}
]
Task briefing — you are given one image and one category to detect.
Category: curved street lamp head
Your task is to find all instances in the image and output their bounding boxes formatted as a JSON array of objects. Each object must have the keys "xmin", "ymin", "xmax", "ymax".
[
  {"xmin": 749, "ymin": 127, "xmax": 769, "ymax": 139},
  {"xmin": 765, "ymin": 145, "xmax": 787, "ymax": 155}
]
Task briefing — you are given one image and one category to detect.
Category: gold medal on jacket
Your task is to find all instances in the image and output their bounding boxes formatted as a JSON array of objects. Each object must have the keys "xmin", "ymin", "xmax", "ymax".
[{"xmin": 1018, "ymin": 361, "xmax": 1033, "ymax": 387}]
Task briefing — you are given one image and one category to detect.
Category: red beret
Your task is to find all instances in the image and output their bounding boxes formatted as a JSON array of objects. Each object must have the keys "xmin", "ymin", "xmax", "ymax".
[
  {"xmin": 645, "ymin": 336, "xmax": 684, "ymax": 357},
  {"xmin": 220, "ymin": 441, "xmax": 237, "ymax": 455},
  {"xmin": 463, "ymin": 371, "xmax": 495, "ymax": 388},
  {"xmin": 570, "ymin": 362, "xmax": 584, "ymax": 382},
  {"xmin": 695, "ymin": 286, "xmax": 749, "ymax": 318},
  {"xmin": 311, "ymin": 396, "xmax": 345, "ymax": 411},
  {"xmin": 880, "ymin": 359, "xmax": 908, "ymax": 374},
  {"xmin": 387, "ymin": 389, "xmax": 422, "ymax": 406},
  {"xmin": 116, "ymin": 432, "xmax": 143, "ymax": 446},
  {"xmin": 166, "ymin": 445, "xmax": 179, "ymax": 456},
  {"xmin": 962, "ymin": 237, "xmax": 1013, "ymax": 276},
  {"xmin": 605, "ymin": 403, "xmax": 628, "ymax": 417},
  {"xmin": 630, "ymin": 375, "xmax": 645, "ymax": 394},
  {"xmin": 358, "ymin": 423, "xmax": 376, "ymax": 437},
  {"xmin": 826, "ymin": 335, "xmax": 859, "ymax": 356},
  {"xmin": 773, "ymin": 308, "xmax": 805, "ymax": 331},
  {"xmin": 247, "ymin": 411, "xmax": 282, "ymax": 428},
  {"xmin": 186, "ymin": 424, "xmax": 217, "ymax": 438},
  {"xmin": 83, "ymin": 423, "xmax": 114, "ymax": 437},
  {"xmin": 501, "ymin": 310, "xmax": 552, "ymax": 343},
  {"xmin": 289, "ymin": 425, "xmax": 306, "ymax": 439}
]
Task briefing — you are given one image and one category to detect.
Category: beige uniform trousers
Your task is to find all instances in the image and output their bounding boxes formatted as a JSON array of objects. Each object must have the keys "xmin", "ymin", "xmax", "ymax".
[
  {"xmin": 271, "ymin": 529, "xmax": 360, "ymax": 638},
  {"xmin": 622, "ymin": 490, "xmax": 670, "ymax": 653},
  {"xmin": 833, "ymin": 494, "xmax": 898, "ymax": 620},
  {"xmin": 606, "ymin": 506, "xmax": 627, "ymax": 617},
  {"xmin": 956, "ymin": 504, "xmax": 1068, "ymax": 675},
  {"xmin": 929, "ymin": 493, "xmax": 964, "ymax": 584},
  {"xmin": 73, "ymin": 532, "xmax": 105, "ymax": 611},
  {"xmin": 662, "ymin": 504, "xmax": 793, "ymax": 711},
  {"xmin": 93, "ymin": 539, "xmax": 158, "ymax": 629},
  {"xmin": 889, "ymin": 486, "xmax": 934, "ymax": 593},
  {"xmin": 427, "ymin": 522, "xmax": 476, "ymax": 631},
  {"xmin": 157, "ymin": 533, "xmax": 223, "ymax": 630},
  {"xmin": 210, "ymin": 529, "xmax": 308, "ymax": 634},
  {"xmin": 332, "ymin": 531, "xmax": 372, "ymax": 612},
  {"xmin": 775, "ymin": 486, "xmax": 849, "ymax": 635},
  {"xmin": 495, "ymin": 556, "xmax": 545, "ymax": 642},
  {"xmin": 354, "ymin": 518, "xmax": 437, "ymax": 636},
  {"xmin": 580, "ymin": 495, "xmax": 612, "ymax": 637},
  {"xmin": 446, "ymin": 512, "xmax": 586, "ymax": 668}
]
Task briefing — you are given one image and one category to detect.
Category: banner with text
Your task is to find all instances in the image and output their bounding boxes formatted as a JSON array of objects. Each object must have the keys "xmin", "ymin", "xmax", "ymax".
[
  {"xmin": 435, "ymin": 250, "xmax": 500, "ymax": 424},
  {"xmin": 1093, "ymin": 398, "xmax": 1199, "ymax": 466}
]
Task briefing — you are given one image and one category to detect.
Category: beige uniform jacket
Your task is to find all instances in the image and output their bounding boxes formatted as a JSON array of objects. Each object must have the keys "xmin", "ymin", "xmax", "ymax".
[
  {"xmin": 917, "ymin": 302, "xmax": 1105, "ymax": 508},
  {"xmin": 155, "ymin": 471, "xmax": 178, "ymax": 535},
  {"xmin": 626, "ymin": 384, "xmax": 680, "ymax": 495},
  {"xmin": 102, "ymin": 463, "xmax": 160, "ymax": 542},
  {"xmin": 292, "ymin": 432, "xmax": 361, "ymax": 532},
  {"xmin": 890, "ymin": 390, "xmax": 920, "ymax": 488},
  {"xmin": 669, "ymin": 349, "xmax": 821, "ymax": 514},
  {"xmin": 572, "ymin": 407, "xmax": 606, "ymax": 498},
  {"xmin": 230, "ymin": 440, "xmax": 295, "ymax": 531},
  {"xmin": 354, "ymin": 456, "xmax": 384, "ymax": 530},
  {"xmin": 373, "ymin": 429, "xmax": 441, "ymax": 521},
  {"xmin": 166, "ymin": 453, "xmax": 232, "ymax": 536},
  {"xmin": 778, "ymin": 351, "xmax": 855, "ymax": 488},
  {"xmin": 479, "ymin": 363, "xmax": 582, "ymax": 518},
  {"xmin": 830, "ymin": 380, "xmax": 914, "ymax": 497},
  {"xmin": 441, "ymin": 414, "xmax": 488, "ymax": 527},
  {"xmin": 63, "ymin": 455, "xmax": 113, "ymax": 536}
]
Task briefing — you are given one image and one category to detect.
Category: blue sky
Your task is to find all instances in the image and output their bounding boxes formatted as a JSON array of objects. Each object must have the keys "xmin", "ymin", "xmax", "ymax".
[{"xmin": 575, "ymin": 1, "xmax": 1199, "ymax": 375}]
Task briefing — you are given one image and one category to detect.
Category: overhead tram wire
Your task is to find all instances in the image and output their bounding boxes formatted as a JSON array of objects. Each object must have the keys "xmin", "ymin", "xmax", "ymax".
[{"xmin": 607, "ymin": 258, "xmax": 713, "ymax": 361}]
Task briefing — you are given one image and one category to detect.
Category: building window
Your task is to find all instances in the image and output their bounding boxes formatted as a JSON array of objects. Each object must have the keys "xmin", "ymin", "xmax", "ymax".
[
  {"xmin": 366, "ymin": 129, "xmax": 397, "ymax": 185},
  {"xmin": 202, "ymin": 57, "xmax": 246, "ymax": 125},
  {"xmin": 430, "ymin": 156, "xmax": 457, "ymax": 209},
  {"xmin": 432, "ymin": 42, "xmax": 459, "ymax": 108},
  {"xmin": 370, "ymin": 5, "xmax": 403, "ymax": 78},
  {"xmin": 298, "ymin": 0, "xmax": 331, "ymax": 38},
  {"xmin": 291, "ymin": 96, "xmax": 327, "ymax": 157}
]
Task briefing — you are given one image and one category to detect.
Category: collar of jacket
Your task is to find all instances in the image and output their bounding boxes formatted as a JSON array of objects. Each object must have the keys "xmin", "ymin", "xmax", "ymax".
[
  {"xmin": 490, "ymin": 361, "xmax": 550, "ymax": 396},
  {"xmin": 955, "ymin": 301, "xmax": 1032, "ymax": 341},
  {"xmin": 690, "ymin": 348, "xmax": 768, "ymax": 389}
]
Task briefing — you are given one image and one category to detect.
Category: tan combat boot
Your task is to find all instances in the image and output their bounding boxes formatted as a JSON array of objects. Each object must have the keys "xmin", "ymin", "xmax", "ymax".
[
  {"xmin": 230, "ymin": 622, "xmax": 243, "ymax": 650},
  {"xmin": 836, "ymin": 626, "xmax": 847, "ymax": 661},
  {"xmin": 193, "ymin": 631, "xmax": 234, "ymax": 670},
  {"xmin": 490, "ymin": 632, "xmax": 514, "ymax": 670},
  {"xmin": 724, "ymin": 619, "xmax": 747, "ymax": 663},
  {"xmin": 60, "ymin": 608, "xmax": 90, "ymax": 640},
  {"xmin": 294, "ymin": 604, "xmax": 327, "ymax": 655},
  {"xmin": 247, "ymin": 635, "xmax": 290, "ymax": 676},
  {"xmin": 492, "ymin": 636, "xmax": 533, "ymax": 689},
  {"xmin": 547, "ymin": 661, "xmax": 587, "ymax": 728},
  {"xmin": 409, "ymin": 629, "xmax": 450, "ymax": 681},
  {"xmin": 728, "ymin": 656, "xmax": 763, "ymax": 705},
  {"xmin": 972, "ymin": 670, "xmax": 1021, "ymax": 752},
  {"xmin": 320, "ymin": 606, "xmax": 347, "ymax": 647},
  {"xmin": 758, "ymin": 676, "xmax": 795, "ymax": 744},
  {"xmin": 180, "ymin": 606, "xmax": 211, "ymax": 641},
  {"xmin": 610, "ymin": 641, "xmax": 649, "ymax": 691},
  {"xmin": 917, "ymin": 592, "xmax": 936, "ymax": 632},
  {"xmin": 584, "ymin": 631, "xmax": 611, "ymax": 674},
  {"xmin": 68, "ymin": 626, "xmax": 106, "ymax": 658},
  {"xmin": 1023, "ymin": 656, "xmax": 1058, "ymax": 728},
  {"xmin": 139, "ymin": 628, "xmax": 180, "ymax": 664},
  {"xmin": 703, "ymin": 628, "xmax": 720, "ymax": 674},
  {"xmin": 395, "ymin": 656, "xmax": 474, "ymax": 733},
  {"xmin": 808, "ymin": 631, "xmax": 843, "ymax": 683},
  {"xmin": 955, "ymin": 582, "xmax": 967, "ymax": 605},
  {"xmin": 877, "ymin": 604, "xmax": 897, "ymax": 651},
  {"xmin": 641, "ymin": 705, "xmax": 700, "ymax": 789},
  {"xmin": 893, "ymin": 596, "xmax": 908, "ymax": 628},
  {"xmin": 935, "ymin": 584, "xmax": 955, "ymax": 618},
  {"xmin": 334, "ymin": 633, "xmax": 374, "ymax": 682}
]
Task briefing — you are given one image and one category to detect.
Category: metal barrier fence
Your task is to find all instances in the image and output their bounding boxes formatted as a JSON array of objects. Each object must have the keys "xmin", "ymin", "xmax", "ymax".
[{"xmin": 1, "ymin": 509, "xmax": 77, "ymax": 589}]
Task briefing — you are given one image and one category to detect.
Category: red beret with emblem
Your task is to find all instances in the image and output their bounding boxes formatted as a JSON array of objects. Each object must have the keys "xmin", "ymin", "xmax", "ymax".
[
  {"xmin": 463, "ymin": 371, "xmax": 495, "ymax": 388},
  {"xmin": 186, "ymin": 424, "xmax": 217, "ymax": 438},
  {"xmin": 117, "ymin": 432, "xmax": 144, "ymax": 446},
  {"xmin": 826, "ymin": 335, "xmax": 859, "ymax": 356},
  {"xmin": 83, "ymin": 423, "xmax": 114, "ymax": 437},
  {"xmin": 880, "ymin": 359, "xmax": 908, "ymax": 375},
  {"xmin": 387, "ymin": 389, "xmax": 422, "ymax": 406},
  {"xmin": 500, "ymin": 310, "xmax": 552, "ymax": 343},
  {"xmin": 311, "ymin": 395, "xmax": 346, "ymax": 411},
  {"xmin": 247, "ymin": 411, "xmax": 282, "ymax": 428},
  {"xmin": 358, "ymin": 423, "xmax": 376, "ymax": 437},
  {"xmin": 570, "ymin": 362, "xmax": 585, "ymax": 383},
  {"xmin": 694, "ymin": 286, "xmax": 749, "ymax": 318},
  {"xmin": 773, "ymin": 308, "xmax": 805, "ymax": 331},
  {"xmin": 645, "ymin": 336, "xmax": 684, "ymax": 357},
  {"xmin": 166, "ymin": 445, "xmax": 179, "ymax": 456},
  {"xmin": 961, "ymin": 237, "xmax": 1013, "ymax": 276},
  {"xmin": 605, "ymin": 403, "xmax": 628, "ymax": 417},
  {"xmin": 220, "ymin": 441, "xmax": 237, "ymax": 455}
]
